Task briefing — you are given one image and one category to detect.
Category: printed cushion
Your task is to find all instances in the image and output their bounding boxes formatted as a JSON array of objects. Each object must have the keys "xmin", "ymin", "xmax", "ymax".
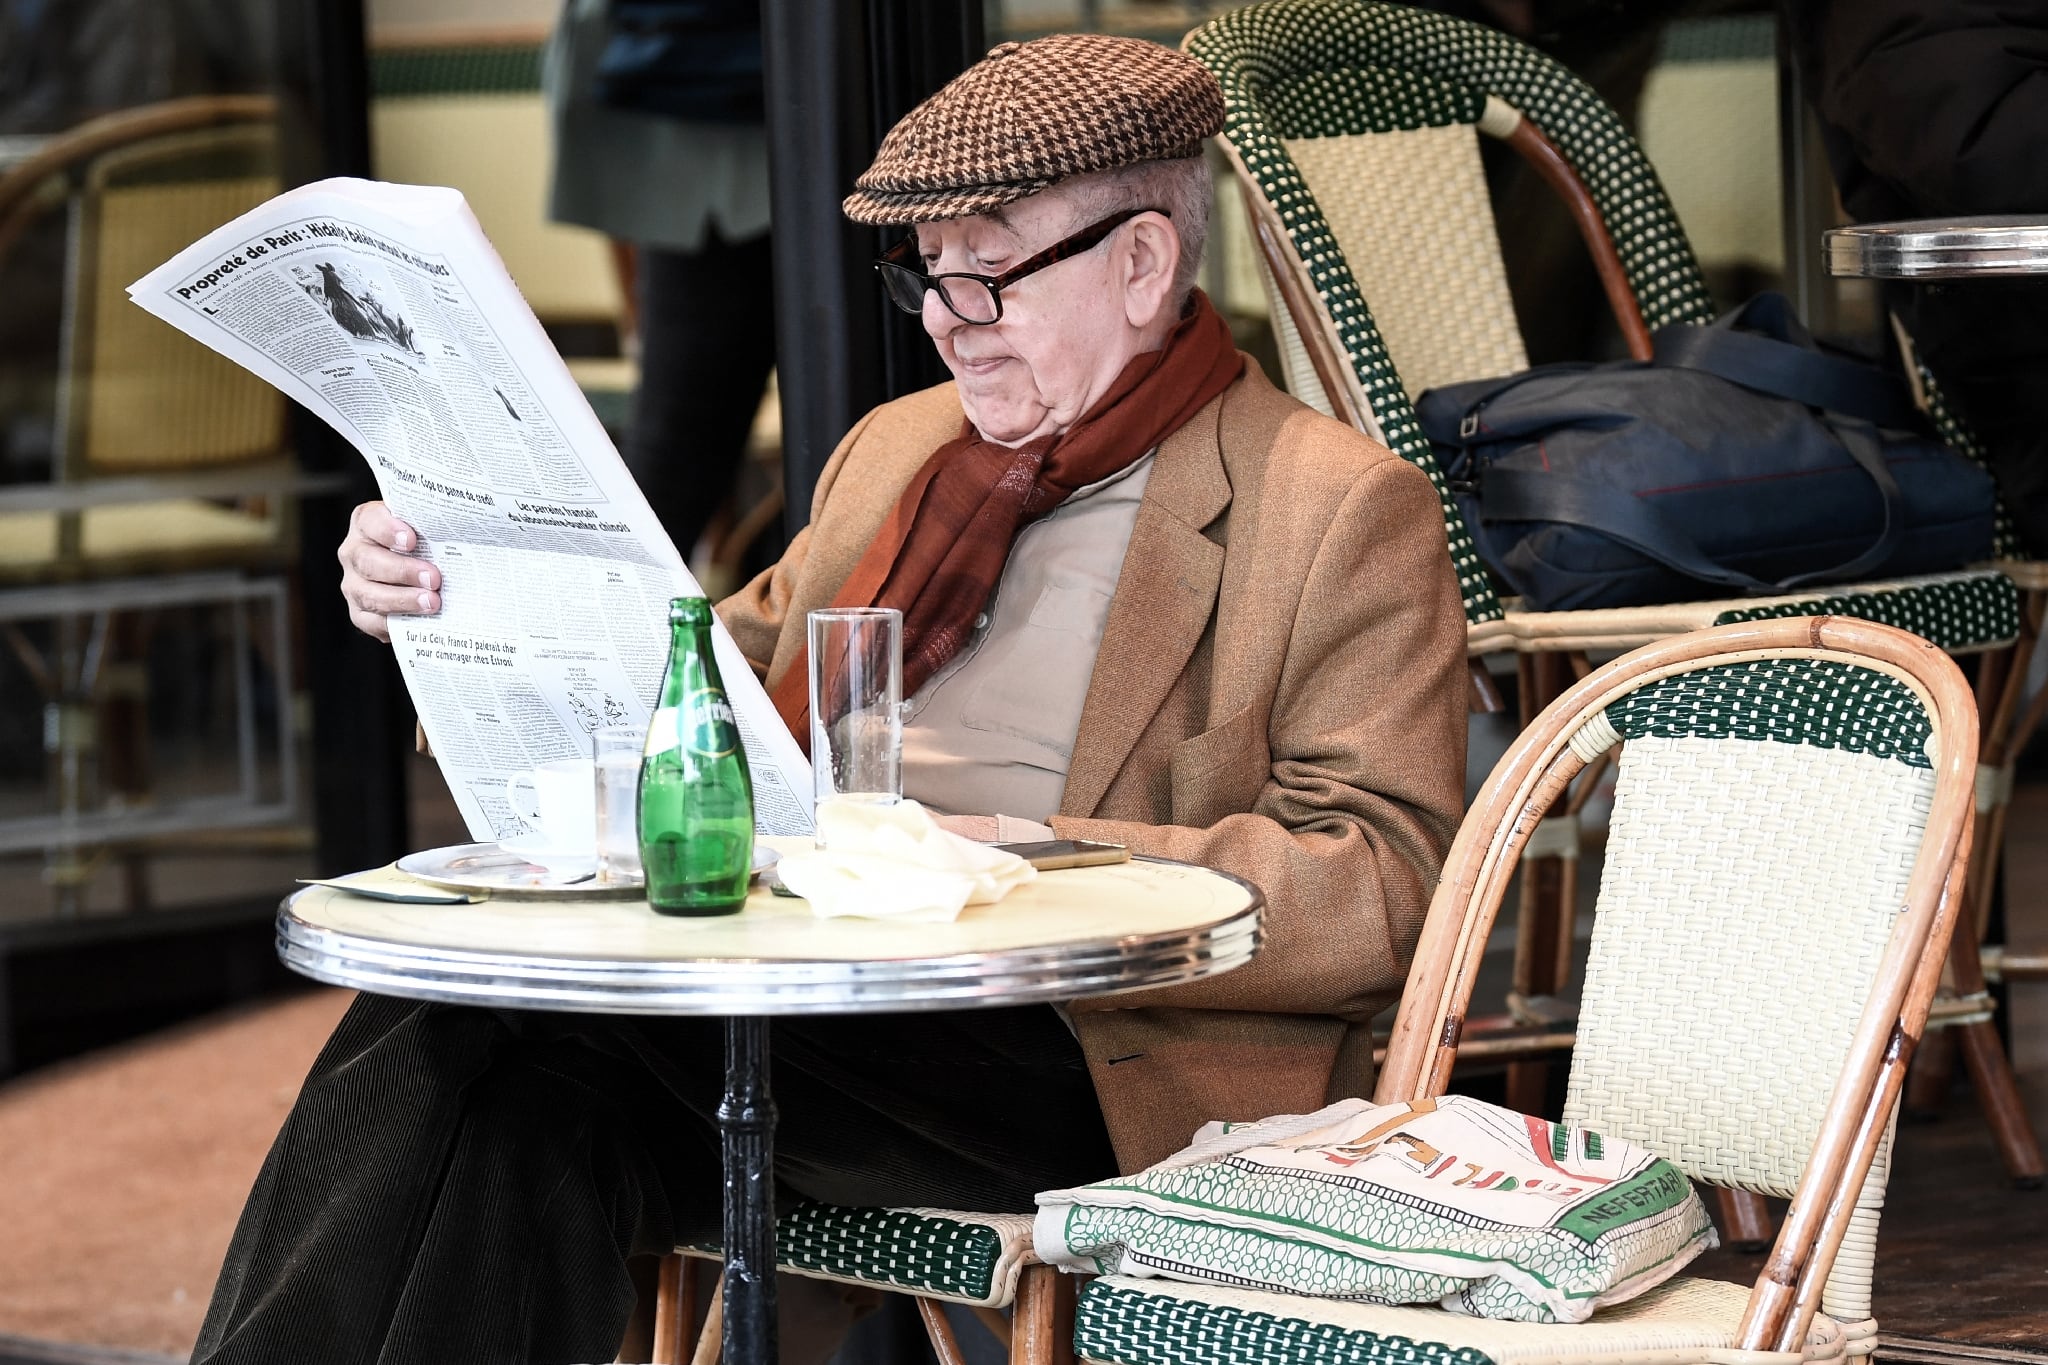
[{"xmin": 1037, "ymin": 1095, "xmax": 1715, "ymax": 1325}]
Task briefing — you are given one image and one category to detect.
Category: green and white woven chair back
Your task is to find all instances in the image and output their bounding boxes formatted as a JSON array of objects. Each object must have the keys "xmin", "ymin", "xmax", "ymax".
[
  {"xmin": 1259, "ymin": 69, "xmax": 1527, "ymax": 403},
  {"xmin": 1188, "ymin": 0, "xmax": 1715, "ymax": 630},
  {"xmin": 1561, "ymin": 658, "xmax": 1934, "ymax": 1323}
]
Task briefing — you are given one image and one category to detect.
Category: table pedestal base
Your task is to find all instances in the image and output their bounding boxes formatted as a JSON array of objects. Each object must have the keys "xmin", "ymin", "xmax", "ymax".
[{"xmin": 722, "ymin": 1016, "xmax": 777, "ymax": 1365}]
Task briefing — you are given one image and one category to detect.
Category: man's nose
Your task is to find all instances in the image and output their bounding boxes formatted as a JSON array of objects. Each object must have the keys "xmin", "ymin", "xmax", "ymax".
[{"xmin": 921, "ymin": 285, "xmax": 962, "ymax": 340}]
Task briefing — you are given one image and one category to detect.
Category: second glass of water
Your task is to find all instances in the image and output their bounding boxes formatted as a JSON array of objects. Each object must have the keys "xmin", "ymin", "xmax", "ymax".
[
  {"xmin": 808, "ymin": 607, "xmax": 903, "ymax": 830},
  {"xmin": 593, "ymin": 724, "xmax": 647, "ymax": 886}
]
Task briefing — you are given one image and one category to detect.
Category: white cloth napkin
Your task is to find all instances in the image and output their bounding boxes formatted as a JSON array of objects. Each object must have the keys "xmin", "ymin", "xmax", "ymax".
[{"xmin": 776, "ymin": 799, "xmax": 1035, "ymax": 921}]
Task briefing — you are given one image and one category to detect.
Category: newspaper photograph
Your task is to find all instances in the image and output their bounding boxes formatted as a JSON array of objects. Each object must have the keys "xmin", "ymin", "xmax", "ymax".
[{"xmin": 127, "ymin": 177, "xmax": 814, "ymax": 840}]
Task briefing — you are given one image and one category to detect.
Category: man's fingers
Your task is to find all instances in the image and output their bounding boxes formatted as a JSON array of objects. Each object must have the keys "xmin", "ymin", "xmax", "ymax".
[
  {"xmin": 338, "ymin": 500, "xmax": 440, "ymax": 642},
  {"xmin": 348, "ymin": 500, "xmax": 419, "ymax": 553},
  {"xmin": 343, "ymin": 539, "xmax": 441, "ymax": 593},
  {"xmin": 345, "ymin": 578, "xmax": 441, "ymax": 619}
]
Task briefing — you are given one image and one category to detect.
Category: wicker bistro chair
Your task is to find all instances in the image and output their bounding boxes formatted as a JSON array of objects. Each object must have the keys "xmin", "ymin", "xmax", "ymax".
[
  {"xmin": 1182, "ymin": 0, "xmax": 2038, "ymax": 1199},
  {"xmin": 1063, "ymin": 615, "xmax": 1976, "ymax": 1365},
  {"xmin": 0, "ymin": 95, "xmax": 296, "ymax": 584},
  {"xmin": 651, "ymin": 1206, "xmax": 1075, "ymax": 1364},
  {"xmin": 0, "ymin": 95, "xmax": 314, "ymax": 911}
]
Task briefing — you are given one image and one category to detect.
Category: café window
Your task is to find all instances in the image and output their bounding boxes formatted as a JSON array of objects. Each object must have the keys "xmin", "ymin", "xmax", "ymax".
[{"xmin": 0, "ymin": 1, "xmax": 363, "ymax": 942}]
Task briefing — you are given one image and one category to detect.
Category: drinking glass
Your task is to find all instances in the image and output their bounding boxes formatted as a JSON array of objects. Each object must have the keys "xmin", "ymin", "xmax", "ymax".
[
  {"xmin": 504, "ymin": 758, "xmax": 596, "ymax": 851},
  {"xmin": 593, "ymin": 724, "xmax": 647, "ymax": 886},
  {"xmin": 807, "ymin": 607, "xmax": 903, "ymax": 839}
]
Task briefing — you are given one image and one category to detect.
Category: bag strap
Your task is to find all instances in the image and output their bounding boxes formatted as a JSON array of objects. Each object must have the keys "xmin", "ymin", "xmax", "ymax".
[
  {"xmin": 1478, "ymin": 417, "xmax": 1905, "ymax": 594},
  {"xmin": 1652, "ymin": 316, "xmax": 1921, "ymax": 430}
]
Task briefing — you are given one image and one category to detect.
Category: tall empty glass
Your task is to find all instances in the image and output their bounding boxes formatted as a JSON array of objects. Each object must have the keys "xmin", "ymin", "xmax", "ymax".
[
  {"xmin": 808, "ymin": 607, "xmax": 903, "ymax": 829},
  {"xmin": 592, "ymin": 724, "xmax": 646, "ymax": 886}
]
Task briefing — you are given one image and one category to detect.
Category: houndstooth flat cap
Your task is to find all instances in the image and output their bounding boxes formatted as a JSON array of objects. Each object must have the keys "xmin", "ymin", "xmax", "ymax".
[{"xmin": 842, "ymin": 34, "xmax": 1225, "ymax": 225}]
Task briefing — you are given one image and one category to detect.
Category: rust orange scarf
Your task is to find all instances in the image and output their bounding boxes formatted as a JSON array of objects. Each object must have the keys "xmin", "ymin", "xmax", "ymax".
[{"xmin": 773, "ymin": 290, "xmax": 1242, "ymax": 746}]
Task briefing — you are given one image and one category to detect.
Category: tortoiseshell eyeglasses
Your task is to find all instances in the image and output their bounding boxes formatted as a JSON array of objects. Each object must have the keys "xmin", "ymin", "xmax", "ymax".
[{"xmin": 874, "ymin": 207, "xmax": 1169, "ymax": 325}]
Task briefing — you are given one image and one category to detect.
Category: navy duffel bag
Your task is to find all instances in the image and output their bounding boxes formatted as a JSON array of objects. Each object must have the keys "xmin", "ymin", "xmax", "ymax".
[{"xmin": 1416, "ymin": 293, "xmax": 1996, "ymax": 613}]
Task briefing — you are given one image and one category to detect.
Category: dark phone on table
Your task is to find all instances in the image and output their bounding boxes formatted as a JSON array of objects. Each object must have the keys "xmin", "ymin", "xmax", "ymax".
[{"xmin": 995, "ymin": 839, "xmax": 1130, "ymax": 870}]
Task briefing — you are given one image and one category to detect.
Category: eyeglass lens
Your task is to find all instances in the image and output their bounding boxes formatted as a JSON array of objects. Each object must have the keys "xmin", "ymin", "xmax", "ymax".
[{"xmin": 877, "ymin": 264, "xmax": 999, "ymax": 324}]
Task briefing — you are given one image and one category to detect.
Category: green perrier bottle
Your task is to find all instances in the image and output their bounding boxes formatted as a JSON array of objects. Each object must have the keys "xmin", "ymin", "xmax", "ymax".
[{"xmin": 639, "ymin": 596, "xmax": 754, "ymax": 916}]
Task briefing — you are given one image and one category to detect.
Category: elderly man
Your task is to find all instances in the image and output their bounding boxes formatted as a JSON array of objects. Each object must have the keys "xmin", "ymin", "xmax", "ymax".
[{"xmin": 198, "ymin": 34, "xmax": 1466, "ymax": 1365}]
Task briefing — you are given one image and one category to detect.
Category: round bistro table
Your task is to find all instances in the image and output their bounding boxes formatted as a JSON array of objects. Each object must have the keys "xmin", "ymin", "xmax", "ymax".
[
  {"xmin": 1824, "ymin": 215, "xmax": 2048, "ymax": 281},
  {"xmin": 277, "ymin": 836, "xmax": 1263, "ymax": 1365}
]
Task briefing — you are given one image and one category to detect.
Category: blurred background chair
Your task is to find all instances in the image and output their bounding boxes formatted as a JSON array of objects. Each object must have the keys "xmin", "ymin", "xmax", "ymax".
[
  {"xmin": 0, "ymin": 94, "xmax": 314, "ymax": 914},
  {"xmin": 1183, "ymin": 0, "xmax": 2040, "ymax": 1221},
  {"xmin": 1066, "ymin": 615, "xmax": 1976, "ymax": 1365}
]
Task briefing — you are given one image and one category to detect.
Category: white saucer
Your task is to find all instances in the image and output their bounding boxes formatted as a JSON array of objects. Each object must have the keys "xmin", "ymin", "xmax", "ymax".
[{"xmin": 499, "ymin": 833, "xmax": 599, "ymax": 880}]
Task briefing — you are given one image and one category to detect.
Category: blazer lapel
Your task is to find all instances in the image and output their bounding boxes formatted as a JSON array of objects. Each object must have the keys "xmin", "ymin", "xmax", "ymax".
[{"xmin": 1060, "ymin": 378, "xmax": 1237, "ymax": 818}]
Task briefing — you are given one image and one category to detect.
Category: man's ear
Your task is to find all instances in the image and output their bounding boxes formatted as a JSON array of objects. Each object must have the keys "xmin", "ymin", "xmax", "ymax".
[{"xmin": 1121, "ymin": 211, "xmax": 1181, "ymax": 329}]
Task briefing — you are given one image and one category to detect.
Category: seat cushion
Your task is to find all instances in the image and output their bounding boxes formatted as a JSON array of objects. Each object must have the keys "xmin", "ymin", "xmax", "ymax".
[
  {"xmin": 1073, "ymin": 1274, "xmax": 1846, "ymax": 1365},
  {"xmin": 682, "ymin": 1203, "xmax": 1037, "ymax": 1308},
  {"xmin": 0, "ymin": 500, "xmax": 280, "ymax": 580}
]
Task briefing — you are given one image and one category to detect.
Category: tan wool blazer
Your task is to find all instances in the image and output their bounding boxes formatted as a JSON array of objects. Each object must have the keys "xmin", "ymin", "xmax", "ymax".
[{"xmin": 718, "ymin": 359, "xmax": 1469, "ymax": 1171}]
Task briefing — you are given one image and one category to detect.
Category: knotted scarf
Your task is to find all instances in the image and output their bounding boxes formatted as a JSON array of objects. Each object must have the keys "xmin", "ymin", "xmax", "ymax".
[{"xmin": 772, "ymin": 290, "xmax": 1243, "ymax": 746}]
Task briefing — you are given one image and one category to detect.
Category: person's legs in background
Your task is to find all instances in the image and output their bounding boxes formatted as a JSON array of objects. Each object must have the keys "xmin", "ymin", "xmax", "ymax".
[{"xmin": 626, "ymin": 230, "xmax": 778, "ymax": 565}]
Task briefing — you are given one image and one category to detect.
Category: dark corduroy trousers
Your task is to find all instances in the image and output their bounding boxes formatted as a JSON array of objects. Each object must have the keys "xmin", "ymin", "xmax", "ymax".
[{"xmin": 191, "ymin": 992, "xmax": 1116, "ymax": 1365}]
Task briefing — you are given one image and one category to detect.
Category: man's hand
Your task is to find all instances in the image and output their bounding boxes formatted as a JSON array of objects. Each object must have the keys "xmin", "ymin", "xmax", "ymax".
[{"xmin": 338, "ymin": 501, "xmax": 441, "ymax": 642}]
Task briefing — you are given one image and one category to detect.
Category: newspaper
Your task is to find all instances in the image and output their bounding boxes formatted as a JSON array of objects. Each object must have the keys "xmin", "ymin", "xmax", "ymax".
[
  {"xmin": 1036, "ymin": 1093, "xmax": 1715, "ymax": 1324},
  {"xmin": 127, "ymin": 178, "xmax": 813, "ymax": 840}
]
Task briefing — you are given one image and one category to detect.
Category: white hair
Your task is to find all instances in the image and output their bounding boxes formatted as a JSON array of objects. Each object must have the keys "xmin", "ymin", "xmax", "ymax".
[{"xmin": 1051, "ymin": 156, "xmax": 1213, "ymax": 305}]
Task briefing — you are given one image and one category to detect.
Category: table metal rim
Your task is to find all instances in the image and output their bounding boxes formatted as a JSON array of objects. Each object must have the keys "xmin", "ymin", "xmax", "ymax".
[
  {"xmin": 1824, "ymin": 218, "xmax": 2048, "ymax": 279},
  {"xmin": 276, "ymin": 859, "xmax": 1264, "ymax": 1014}
]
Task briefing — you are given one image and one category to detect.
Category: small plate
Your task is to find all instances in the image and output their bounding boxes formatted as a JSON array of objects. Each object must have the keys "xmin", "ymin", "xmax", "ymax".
[
  {"xmin": 394, "ymin": 840, "xmax": 785, "ymax": 900},
  {"xmin": 396, "ymin": 842, "xmax": 634, "ymax": 899},
  {"xmin": 499, "ymin": 833, "xmax": 598, "ymax": 880}
]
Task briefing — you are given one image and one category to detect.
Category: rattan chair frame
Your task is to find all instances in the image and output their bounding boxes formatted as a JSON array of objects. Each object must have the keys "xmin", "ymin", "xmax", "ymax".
[
  {"xmin": 1196, "ymin": 0, "xmax": 2040, "ymax": 1200},
  {"xmin": 1374, "ymin": 616, "xmax": 1977, "ymax": 1356}
]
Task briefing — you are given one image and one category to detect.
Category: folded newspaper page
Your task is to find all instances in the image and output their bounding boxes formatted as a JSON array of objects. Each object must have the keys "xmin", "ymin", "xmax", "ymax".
[
  {"xmin": 128, "ymin": 178, "xmax": 813, "ymax": 840},
  {"xmin": 1036, "ymin": 1094, "xmax": 1715, "ymax": 1323}
]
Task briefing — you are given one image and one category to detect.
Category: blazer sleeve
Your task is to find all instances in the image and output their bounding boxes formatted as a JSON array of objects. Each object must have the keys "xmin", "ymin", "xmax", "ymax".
[{"xmin": 1053, "ymin": 458, "xmax": 1469, "ymax": 1021}]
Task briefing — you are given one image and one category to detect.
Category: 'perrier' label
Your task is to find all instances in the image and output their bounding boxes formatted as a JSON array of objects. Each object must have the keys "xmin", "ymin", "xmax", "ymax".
[{"xmin": 639, "ymin": 597, "xmax": 754, "ymax": 916}]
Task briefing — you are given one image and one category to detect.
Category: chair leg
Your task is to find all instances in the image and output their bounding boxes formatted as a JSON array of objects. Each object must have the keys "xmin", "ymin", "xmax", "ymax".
[
  {"xmin": 1904, "ymin": 1028, "xmax": 1958, "ymax": 1116},
  {"xmin": 1954, "ymin": 1019, "xmax": 2047, "ymax": 1187},
  {"xmin": 1011, "ymin": 1265, "xmax": 1076, "ymax": 1365},
  {"xmin": 688, "ymin": 1266, "xmax": 725, "ymax": 1365},
  {"xmin": 1506, "ymin": 651, "xmax": 1578, "ymax": 1115},
  {"xmin": 1942, "ymin": 895, "xmax": 2047, "ymax": 1185},
  {"xmin": 917, "ymin": 1298, "xmax": 972, "ymax": 1365},
  {"xmin": 649, "ymin": 1253, "xmax": 694, "ymax": 1365},
  {"xmin": 1715, "ymin": 1187, "xmax": 1776, "ymax": 1252}
]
